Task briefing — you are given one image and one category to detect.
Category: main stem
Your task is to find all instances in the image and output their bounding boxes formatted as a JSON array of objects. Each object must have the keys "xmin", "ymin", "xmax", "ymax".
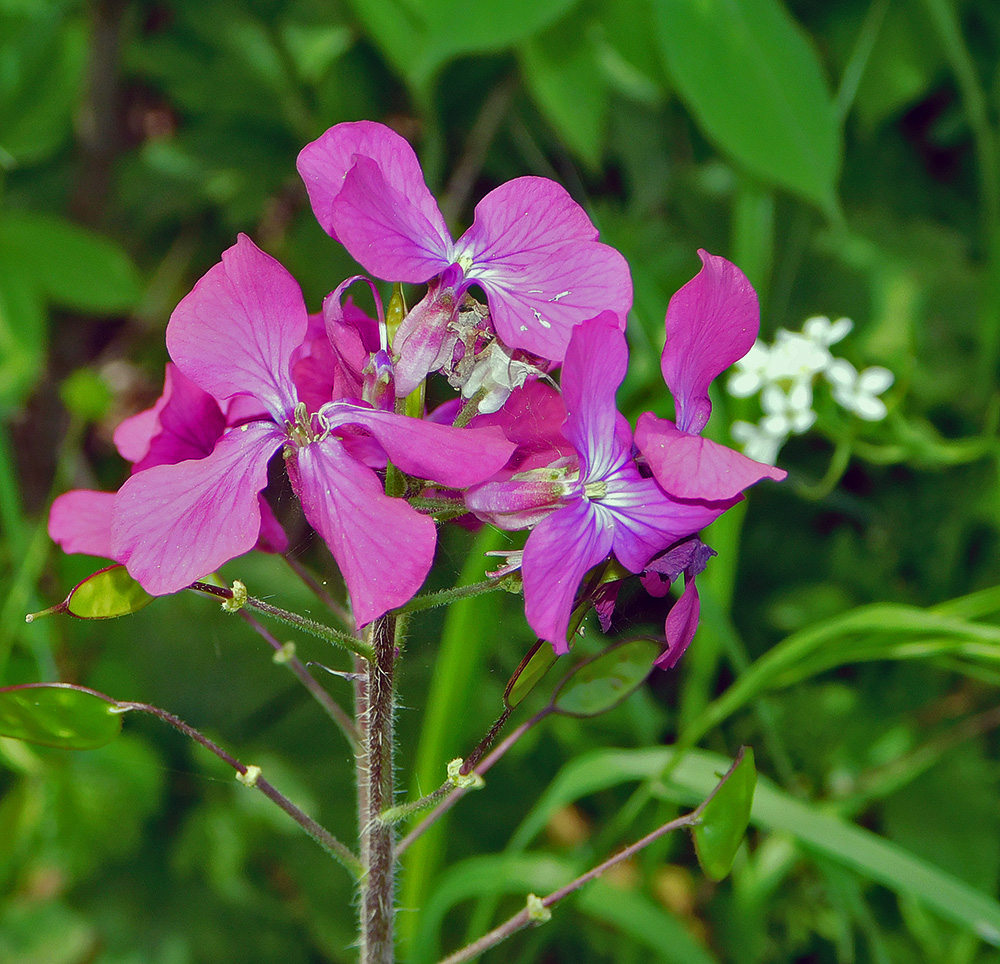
[{"xmin": 360, "ymin": 614, "xmax": 397, "ymax": 963}]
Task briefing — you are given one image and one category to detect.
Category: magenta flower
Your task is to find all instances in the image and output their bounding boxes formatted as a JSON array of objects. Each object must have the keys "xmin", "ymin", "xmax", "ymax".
[
  {"xmin": 109, "ymin": 235, "xmax": 514, "ymax": 627},
  {"xmin": 635, "ymin": 250, "xmax": 786, "ymax": 500},
  {"xmin": 49, "ymin": 363, "xmax": 286, "ymax": 561},
  {"xmin": 297, "ymin": 121, "xmax": 632, "ymax": 364},
  {"xmin": 466, "ymin": 314, "xmax": 728, "ymax": 652}
]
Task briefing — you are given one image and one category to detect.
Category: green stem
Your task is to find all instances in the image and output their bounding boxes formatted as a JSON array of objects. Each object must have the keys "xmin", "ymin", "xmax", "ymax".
[
  {"xmin": 189, "ymin": 582, "xmax": 373, "ymax": 660},
  {"xmin": 398, "ymin": 577, "xmax": 505, "ymax": 615}
]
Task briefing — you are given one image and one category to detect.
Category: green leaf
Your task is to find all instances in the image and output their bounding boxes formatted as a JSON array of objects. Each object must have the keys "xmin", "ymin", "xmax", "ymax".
[
  {"xmin": 504, "ymin": 638, "xmax": 559, "ymax": 708},
  {"xmin": 577, "ymin": 880, "xmax": 719, "ymax": 964},
  {"xmin": 553, "ymin": 637, "xmax": 659, "ymax": 717},
  {"xmin": 0, "ymin": 683, "xmax": 122, "ymax": 750},
  {"xmin": 63, "ymin": 565, "xmax": 154, "ymax": 620},
  {"xmin": 0, "ymin": 13, "xmax": 86, "ymax": 166},
  {"xmin": 511, "ymin": 747, "xmax": 1000, "ymax": 945},
  {"xmin": 0, "ymin": 212, "xmax": 141, "ymax": 313},
  {"xmin": 692, "ymin": 747, "xmax": 756, "ymax": 881},
  {"xmin": 0, "ymin": 263, "xmax": 46, "ymax": 411},
  {"xmin": 521, "ymin": 10, "xmax": 609, "ymax": 168},
  {"xmin": 650, "ymin": 0, "xmax": 841, "ymax": 215},
  {"xmin": 414, "ymin": 0, "xmax": 582, "ymax": 88}
]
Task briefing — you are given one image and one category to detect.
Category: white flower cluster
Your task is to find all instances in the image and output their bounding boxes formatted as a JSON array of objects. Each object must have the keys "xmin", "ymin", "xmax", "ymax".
[{"xmin": 727, "ymin": 316, "xmax": 894, "ymax": 465}]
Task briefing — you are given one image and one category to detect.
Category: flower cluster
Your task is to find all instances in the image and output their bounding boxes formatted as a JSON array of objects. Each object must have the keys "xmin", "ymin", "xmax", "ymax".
[
  {"xmin": 727, "ymin": 315, "xmax": 895, "ymax": 465},
  {"xmin": 50, "ymin": 121, "xmax": 783, "ymax": 666}
]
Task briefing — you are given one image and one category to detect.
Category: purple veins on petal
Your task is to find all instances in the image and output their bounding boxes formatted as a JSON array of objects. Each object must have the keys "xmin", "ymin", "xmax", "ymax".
[
  {"xmin": 660, "ymin": 249, "xmax": 760, "ymax": 436},
  {"xmin": 290, "ymin": 437, "xmax": 438, "ymax": 628},
  {"xmin": 165, "ymin": 234, "xmax": 306, "ymax": 421},
  {"xmin": 111, "ymin": 421, "xmax": 285, "ymax": 596}
]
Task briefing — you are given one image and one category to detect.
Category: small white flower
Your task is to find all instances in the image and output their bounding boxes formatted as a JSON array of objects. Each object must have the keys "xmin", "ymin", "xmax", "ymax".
[
  {"xmin": 826, "ymin": 359, "xmax": 894, "ymax": 421},
  {"xmin": 727, "ymin": 340, "xmax": 771, "ymax": 397},
  {"xmin": 802, "ymin": 315, "xmax": 853, "ymax": 347},
  {"xmin": 760, "ymin": 381, "xmax": 818, "ymax": 435}
]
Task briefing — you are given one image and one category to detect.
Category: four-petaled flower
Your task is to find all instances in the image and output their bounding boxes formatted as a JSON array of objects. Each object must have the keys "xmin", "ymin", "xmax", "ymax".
[
  {"xmin": 109, "ymin": 235, "xmax": 514, "ymax": 628},
  {"xmin": 466, "ymin": 315, "xmax": 733, "ymax": 653},
  {"xmin": 297, "ymin": 121, "xmax": 632, "ymax": 376}
]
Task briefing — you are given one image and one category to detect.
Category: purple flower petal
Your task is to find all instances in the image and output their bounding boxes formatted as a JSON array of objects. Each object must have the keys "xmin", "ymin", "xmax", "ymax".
[
  {"xmin": 661, "ymin": 250, "xmax": 759, "ymax": 435},
  {"xmin": 604, "ymin": 467, "xmax": 730, "ymax": 572},
  {"xmin": 111, "ymin": 421, "xmax": 284, "ymax": 595},
  {"xmin": 457, "ymin": 179, "xmax": 631, "ymax": 360},
  {"xmin": 297, "ymin": 121, "xmax": 448, "ymax": 247},
  {"xmin": 166, "ymin": 235, "xmax": 306, "ymax": 421},
  {"xmin": 291, "ymin": 437, "xmax": 437, "ymax": 627},
  {"xmin": 470, "ymin": 380, "xmax": 573, "ymax": 475},
  {"xmin": 323, "ymin": 404, "xmax": 515, "ymax": 487},
  {"xmin": 133, "ymin": 365, "xmax": 227, "ymax": 472},
  {"xmin": 560, "ymin": 315, "xmax": 629, "ymax": 479},
  {"xmin": 656, "ymin": 574, "xmax": 701, "ymax": 669},
  {"xmin": 113, "ymin": 397, "xmax": 166, "ymax": 464},
  {"xmin": 327, "ymin": 157, "xmax": 454, "ymax": 282},
  {"xmin": 635, "ymin": 413, "xmax": 786, "ymax": 501},
  {"xmin": 522, "ymin": 498, "xmax": 614, "ymax": 652},
  {"xmin": 457, "ymin": 177, "xmax": 599, "ymax": 257},
  {"xmin": 470, "ymin": 240, "xmax": 631, "ymax": 361},
  {"xmin": 48, "ymin": 490, "xmax": 116, "ymax": 559}
]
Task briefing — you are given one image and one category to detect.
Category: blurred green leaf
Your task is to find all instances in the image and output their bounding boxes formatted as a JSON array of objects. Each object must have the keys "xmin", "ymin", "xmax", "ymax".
[
  {"xmin": 521, "ymin": 11, "xmax": 609, "ymax": 168},
  {"xmin": 553, "ymin": 637, "xmax": 659, "ymax": 717},
  {"xmin": 0, "ymin": 11, "xmax": 86, "ymax": 166},
  {"xmin": 0, "ymin": 212, "xmax": 141, "ymax": 312},
  {"xmin": 0, "ymin": 262, "xmax": 46, "ymax": 411},
  {"xmin": 577, "ymin": 880, "xmax": 719, "ymax": 964},
  {"xmin": 59, "ymin": 368, "xmax": 113, "ymax": 423},
  {"xmin": 692, "ymin": 747, "xmax": 756, "ymax": 881},
  {"xmin": 514, "ymin": 747, "xmax": 1000, "ymax": 944},
  {"xmin": 651, "ymin": 0, "xmax": 841, "ymax": 215},
  {"xmin": 0, "ymin": 683, "xmax": 121, "ymax": 750},
  {"xmin": 0, "ymin": 899, "xmax": 96, "ymax": 964}
]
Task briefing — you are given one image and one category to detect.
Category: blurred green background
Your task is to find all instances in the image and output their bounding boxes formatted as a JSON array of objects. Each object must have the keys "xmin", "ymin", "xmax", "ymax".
[{"xmin": 4, "ymin": 0, "xmax": 1000, "ymax": 961}]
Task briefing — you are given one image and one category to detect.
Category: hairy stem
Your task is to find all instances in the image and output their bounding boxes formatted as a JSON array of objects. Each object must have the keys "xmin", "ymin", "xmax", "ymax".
[
  {"xmin": 189, "ymin": 581, "xmax": 373, "ymax": 659},
  {"xmin": 360, "ymin": 615, "xmax": 397, "ymax": 964}
]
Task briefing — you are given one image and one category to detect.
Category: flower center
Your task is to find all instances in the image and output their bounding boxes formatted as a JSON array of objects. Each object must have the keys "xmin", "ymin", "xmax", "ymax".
[
  {"xmin": 584, "ymin": 479, "xmax": 608, "ymax": 500},
  {"xmin": 287, "ymin": 401, "xmax": 318, "ymax": 447}
]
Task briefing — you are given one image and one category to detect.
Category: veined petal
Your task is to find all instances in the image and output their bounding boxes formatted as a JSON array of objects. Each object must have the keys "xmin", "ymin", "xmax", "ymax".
[
  {"xmin": 297, "ymin": 120, "xmax": 448, "ymax": 246},
  {"xmin": 603, "ymin": 467, "xmax": 730, "ymax": 572},
  {"xmin": 328, "ymin": 157, "xmax": 454, "ymax": 282},
  {"xmin": 322, "ymin": 404, "xmax": 515, "ymax": 487},
  {"xmin": 456, "ymin": 177, "xmax": 599, "ymax": 263},
  {"xmin": 635, "ymin": 413, "xmax": 786, "ymax": 501},
  {"xmin": 111, "ymin": 421, "xmax": 284, "ymax": 595},
  {"xmin": 471, "ymin": 240, "xmax": 632, "ymax": 361},
  {"xmin": 134, "ymin": 364, "xmax": 226, "ymax": 472},
  {"xmin": 49, "ymin": 490, "xmax": 116, "ymax": 559},
  {"xmin": 661, "ymin": 250, "xmax": 759, "ymax": 435},
  {"xmin": 291, "ymin": 438, "xmax": 436, "ymax": 627},
  {"xmin": 560, "ymin": 316, "xmax": 630, "ymax": 479},
  {"xmin": 166, "ymin": 235, "xmax": 306, "ymax": 421},
  {"xmin": 522, "ymin": 498, "xmax": 614, "ymax": 652}
]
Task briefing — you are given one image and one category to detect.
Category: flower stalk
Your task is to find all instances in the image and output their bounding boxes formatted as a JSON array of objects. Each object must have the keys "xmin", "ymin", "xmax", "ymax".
[{"xmin": 359, "ymin": 613, "xmax": 398, "ymax": 964}]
